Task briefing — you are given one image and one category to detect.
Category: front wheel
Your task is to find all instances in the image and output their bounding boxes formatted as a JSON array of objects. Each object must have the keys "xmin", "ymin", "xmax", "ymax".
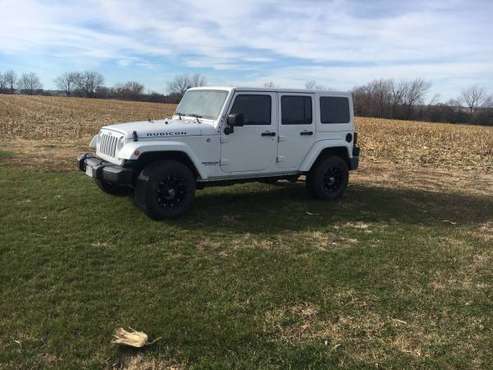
[
  {"xmin": 134, "ymin": 160, "xmax": 196, "ymax": 220},
  {"xmin": 306, "ymin": 156, "xmax": 349, "ymax": 200}
]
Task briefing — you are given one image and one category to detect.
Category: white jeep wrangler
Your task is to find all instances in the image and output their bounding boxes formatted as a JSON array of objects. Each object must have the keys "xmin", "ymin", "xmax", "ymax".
[{"xmin": 78, "ymin": 87, "xmax": 360, "ymax": 219}]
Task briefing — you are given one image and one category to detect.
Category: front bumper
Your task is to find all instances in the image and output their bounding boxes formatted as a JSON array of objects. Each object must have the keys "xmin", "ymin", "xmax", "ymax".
[{"xmin": 77, "ymin": 153, "xmax": 134, "ymax": 186}]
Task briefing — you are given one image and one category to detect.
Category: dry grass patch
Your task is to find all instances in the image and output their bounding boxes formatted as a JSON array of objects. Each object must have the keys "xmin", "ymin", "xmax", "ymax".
[
  {"xmin": 195, "ymin": 230, "xmax": 360, "ymax": 256},
  {"xmin": 292, "ymin": 230, "xmax": 359, "ymax": 251},
  {"xmin": 112, "ymin": 353, "xmax": 185, "ymax": 370},
  {"xmin": 264, "ymin": 302, "xmax": 435, "ymax": 363},
  {"xmin": 472, "ymin": 222, "xmax": 493, "ymax": 242}
]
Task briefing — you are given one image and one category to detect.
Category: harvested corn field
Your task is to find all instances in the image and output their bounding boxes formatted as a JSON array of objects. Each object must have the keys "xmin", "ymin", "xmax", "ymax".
[{"xmin": 1, "ymin": 94, "xmax": 491, "ymax": 175}]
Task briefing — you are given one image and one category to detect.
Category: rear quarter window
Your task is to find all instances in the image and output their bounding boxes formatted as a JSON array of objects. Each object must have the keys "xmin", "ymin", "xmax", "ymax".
[{"xmin": 320, "ymin": 97, "xmax": 350, "ymax": 124}]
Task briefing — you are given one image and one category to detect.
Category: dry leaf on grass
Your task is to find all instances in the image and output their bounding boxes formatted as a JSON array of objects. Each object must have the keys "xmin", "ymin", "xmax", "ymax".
[{"xmin": 112, "ymin": 327, "xmax": 161, "ymax": 348}]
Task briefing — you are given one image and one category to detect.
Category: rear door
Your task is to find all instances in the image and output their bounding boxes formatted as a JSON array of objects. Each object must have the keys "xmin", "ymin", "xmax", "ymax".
[
  {"xmin": 277, "ymin": 93, "xmax": 315, "ymax": 170},
  {"xmin": 220, "ymin": 92, "xmax": 278, "ymax": 173}
]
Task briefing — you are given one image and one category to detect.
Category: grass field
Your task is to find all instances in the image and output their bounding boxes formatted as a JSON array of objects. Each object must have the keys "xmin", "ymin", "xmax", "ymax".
[{"xmin": 0, "ymin": 95, "xmax": 492, "ymax": 369}]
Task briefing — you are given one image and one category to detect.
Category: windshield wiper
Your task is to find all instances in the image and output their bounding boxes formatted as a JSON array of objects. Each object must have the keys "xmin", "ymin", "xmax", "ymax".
[
  {"xmin": 175, "ymin": 112, "xmax": 203, "ymax": 123},
  {"xmin": 188, "ymin": 114, "xmax": 203, "ymax": 123}
]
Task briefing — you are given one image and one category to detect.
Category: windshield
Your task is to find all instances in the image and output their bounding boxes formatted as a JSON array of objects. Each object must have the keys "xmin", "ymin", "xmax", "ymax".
[{"xmin": 176, "ymin": 90, "xmax": 228, "ymax": 120}]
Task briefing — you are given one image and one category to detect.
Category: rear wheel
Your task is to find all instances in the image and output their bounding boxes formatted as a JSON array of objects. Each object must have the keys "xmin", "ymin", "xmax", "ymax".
[
  {"xmin": 306, "ymin": 156, "xmax": 348, "ymax": 200},
  {"xmin": 94, "ymin": 178, "xmax": 131, "ymax": 196},
  {"xmin": 134, "ymin": 160, "xmax": 196, "ymax": 220}
]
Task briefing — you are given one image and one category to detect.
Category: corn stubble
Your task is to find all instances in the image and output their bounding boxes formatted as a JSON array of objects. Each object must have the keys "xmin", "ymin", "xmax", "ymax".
[{"xmin": 0, "ymin": 94, "xmax": 491, "ymax": 174}]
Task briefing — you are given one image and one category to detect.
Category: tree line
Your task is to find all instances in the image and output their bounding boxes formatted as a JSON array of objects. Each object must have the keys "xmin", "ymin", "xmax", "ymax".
[
  {"xmin": 350, "ymin": 78, "xmax": 493, "ymax": 125},
  {"xmin": 1, "ymin": 69, "xmax": 492, "ymax": 125},
  {"xmin": 0, "ymin": 70, "xmax": 207, "ymax": 103},
  {"xmin": 0, "ymin": 70, "xmax": 43, "ymax": 95}
]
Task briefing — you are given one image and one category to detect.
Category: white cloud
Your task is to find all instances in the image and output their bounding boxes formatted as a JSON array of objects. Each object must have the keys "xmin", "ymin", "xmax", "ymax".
[{"xmin": 0, "ymin": 0, "xmax": 492, "ymax": 97}]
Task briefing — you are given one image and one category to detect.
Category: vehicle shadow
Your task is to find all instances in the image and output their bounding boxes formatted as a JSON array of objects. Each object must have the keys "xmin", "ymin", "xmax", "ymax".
[{"xmin": 174, "ymin": 182, "xmax": 492, "ymax": 235}]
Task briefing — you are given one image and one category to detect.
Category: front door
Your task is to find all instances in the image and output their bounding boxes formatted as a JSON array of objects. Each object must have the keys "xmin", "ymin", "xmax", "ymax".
[
  {"xmin": 220, "ymin": 93, "xmax": 277, "ymax": 173},
  {"xmin": 277, "ymin": 93, "xmax": 315, "ymax": 170}
]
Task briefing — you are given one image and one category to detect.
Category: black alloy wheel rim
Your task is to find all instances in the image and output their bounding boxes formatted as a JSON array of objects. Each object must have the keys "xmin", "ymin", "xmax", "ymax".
[
  {"xmin": 323, "ymin": 167, "xmax": 343, "ymax": 193},
  {"xmin": 156, "ymin": 174, "xmax": 187, "ymax": 209}
]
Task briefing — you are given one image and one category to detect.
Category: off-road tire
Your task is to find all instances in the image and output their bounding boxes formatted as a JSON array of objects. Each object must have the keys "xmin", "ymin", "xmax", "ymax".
[
  {"xmin": 95, "ymin": 178, "xmax": 132, "ymax": 196},
  {"xmin": 134, "ymin": 160, "xmax": 196, "ymax": 220},
  {"xmin": 306, "ymin": 156, "xmax": 349, "ymax": 200}
]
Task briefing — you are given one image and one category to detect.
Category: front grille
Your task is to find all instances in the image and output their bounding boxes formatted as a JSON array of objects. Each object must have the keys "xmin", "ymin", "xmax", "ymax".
[{"xmin": 98, "ymin": 132, "xmax": 120, "ymax": 158}]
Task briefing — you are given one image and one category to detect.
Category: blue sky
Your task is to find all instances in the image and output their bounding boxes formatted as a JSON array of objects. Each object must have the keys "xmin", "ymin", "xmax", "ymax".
[{"xmin": 1, "ymin": 0, "xmax": 492, "ymax": 100}]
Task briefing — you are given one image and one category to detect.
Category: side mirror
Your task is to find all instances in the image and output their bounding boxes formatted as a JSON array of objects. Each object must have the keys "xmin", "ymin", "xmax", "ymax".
[
  {"xmin": 227, "ymin": 113, "xmax": 244, "ymax": 127},
  {"xmin": 224, "ymin": 126, "xmax": 234, "ymax": 135}
]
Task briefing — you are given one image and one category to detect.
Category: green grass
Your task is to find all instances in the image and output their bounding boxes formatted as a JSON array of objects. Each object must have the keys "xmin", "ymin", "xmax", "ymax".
[
  {"xmin": 0, "ymin": 165, "xmax": 491, "ymax": 369},
  {"xmin": 0, "ymin": 151, "xmax": 14, "ymax": 159}
]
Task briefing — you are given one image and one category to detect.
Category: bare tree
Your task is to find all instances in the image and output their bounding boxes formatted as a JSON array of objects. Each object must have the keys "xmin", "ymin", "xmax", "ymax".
[
  {"xmin": 73, "ymin": 71, "xmax": 104, "ymax": 97},
  {"xmin": 167, "ymin": 75, "xmax": 190, "ymax": 97},
  {"xmin": 54, "ymin": 72, "xmax": 79, "ymax": 96},
  {"xmin": 0, "ymin": 72, "xmax": 5, "ymax": 92},
  {"xmin": 361, "ymin": 79, "xmax": 393, "ymax": 118},
  {"xmin": 3, "ymin": 70, "xmax": 17, "ymax": 93},
  {"xmin": 17, "ymin": 72, "xmax": 43, "ymax": 95},
  {"xmin": 482, "ymin": 95, "xmax": 493, "ymax": 108},
  {"xmin": 461, "ymin": 85, "xmax": 488, "ymax": 113},
  {"xmin": 114, "ymin": 81, "xmax": 145, "ymax": 100},
  {"xmin": 389, "ymin": 80, "xmax": 407, "ymax": 116},
  {"xmin": 305, "ymin": 80, "xmax": 325, "ymax": 90},
  {"xmin": 190, "ymin": 73, "xmax": 207, "ymax": 88},
  {"xmin": 352, "ymin": 78, "xmax": 430, "ymax": 119},
  {"xmin": 263, "ymin": 81, "xmax": 277, "ymax": 88},
  {"xmin": 402, "ymin": 79, "xmax": 431, "ymax": 113},
  {"xmin": 167, "ymin": 74, "xmax": 207, "ymax": 98}
]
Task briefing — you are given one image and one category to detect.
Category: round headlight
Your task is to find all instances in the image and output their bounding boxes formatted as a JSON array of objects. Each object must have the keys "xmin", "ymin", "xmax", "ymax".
[
  {"xmin": 117, "ymin": 137, "xmax": 125, "ymax": 151},
  {"xmin": 89, "ymin": 134, "xmax": 100, "ymax": 149}
]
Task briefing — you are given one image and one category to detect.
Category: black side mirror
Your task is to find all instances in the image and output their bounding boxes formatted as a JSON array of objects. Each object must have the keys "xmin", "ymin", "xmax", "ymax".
[{"xmin": 227, "ymin": 113, "xmax": 244, "ymax": 127}]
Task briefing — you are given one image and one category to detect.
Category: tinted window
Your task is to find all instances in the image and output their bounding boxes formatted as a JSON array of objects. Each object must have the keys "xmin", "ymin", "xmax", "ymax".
[
  {"xmin": 281, "ymin": 96, "xmax": 312, "ymax": 125},
  {"xmin": 320, "ymin": 97, "xmax": 350, "ymax": 124},
  {"xmin": 230, "ymin": 95, "xmax": 271, "ymax": 125}
]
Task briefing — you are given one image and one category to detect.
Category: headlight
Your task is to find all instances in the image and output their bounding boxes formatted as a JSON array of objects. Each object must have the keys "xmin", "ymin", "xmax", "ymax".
[
  {"xmin": 117, "ymin": 136, "xmax": 125, "ymax": 151},
  {"xmin": 89, "ymin": 134, "xmax": 99, "ymax": 149}
]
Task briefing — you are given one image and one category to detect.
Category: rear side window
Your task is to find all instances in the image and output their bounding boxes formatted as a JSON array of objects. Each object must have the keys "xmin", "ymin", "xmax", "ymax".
[
  {"xmin": 281, "ymin": 96, "xmax": 312, "ymax": 125},
  {"xmin": 320, "ymin": 97, "xmax": 350, "ymax": 124},
  {"xmin": 230, "ymin": 95, "xmax": 271, "ymax": 125}
]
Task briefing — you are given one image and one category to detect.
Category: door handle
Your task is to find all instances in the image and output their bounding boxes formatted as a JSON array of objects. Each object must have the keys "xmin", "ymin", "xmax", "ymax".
[
  {"xmin": 300, "ymin": 131, "xmax": 313, "ymax": 136},
  {"xmin": 261, "ymin": 131, "xmax": 276, "ymax": 137}
]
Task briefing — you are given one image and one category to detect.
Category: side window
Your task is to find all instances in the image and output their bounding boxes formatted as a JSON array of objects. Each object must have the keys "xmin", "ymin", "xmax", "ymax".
[
  {"xmin": 230, "ymin": 94, "xmax": 271, "ymax": 125},
  {"xmin": 320, "ymin": 97, "xmax": 350, "ymax": 124},
  {"xmin": 281, "ymin": 96, "xmax": 312, "ymax": 125}
]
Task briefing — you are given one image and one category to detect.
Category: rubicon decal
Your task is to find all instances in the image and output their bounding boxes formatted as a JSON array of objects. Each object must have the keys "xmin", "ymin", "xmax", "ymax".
[{"xmin": 146, "ymin": 131, "xmax": 188, "ymax": 137}]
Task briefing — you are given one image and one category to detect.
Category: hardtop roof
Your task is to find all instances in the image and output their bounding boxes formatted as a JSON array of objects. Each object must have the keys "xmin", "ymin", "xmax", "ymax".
[{"xmin": 188, "ymin": 86, "xmax": 351, "ymax": 96}]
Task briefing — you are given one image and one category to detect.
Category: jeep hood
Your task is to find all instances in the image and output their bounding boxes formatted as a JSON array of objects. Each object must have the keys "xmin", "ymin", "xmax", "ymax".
[{"xmin": 101, "ymin": 119, "xmax": 217, "ymax": 138}]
